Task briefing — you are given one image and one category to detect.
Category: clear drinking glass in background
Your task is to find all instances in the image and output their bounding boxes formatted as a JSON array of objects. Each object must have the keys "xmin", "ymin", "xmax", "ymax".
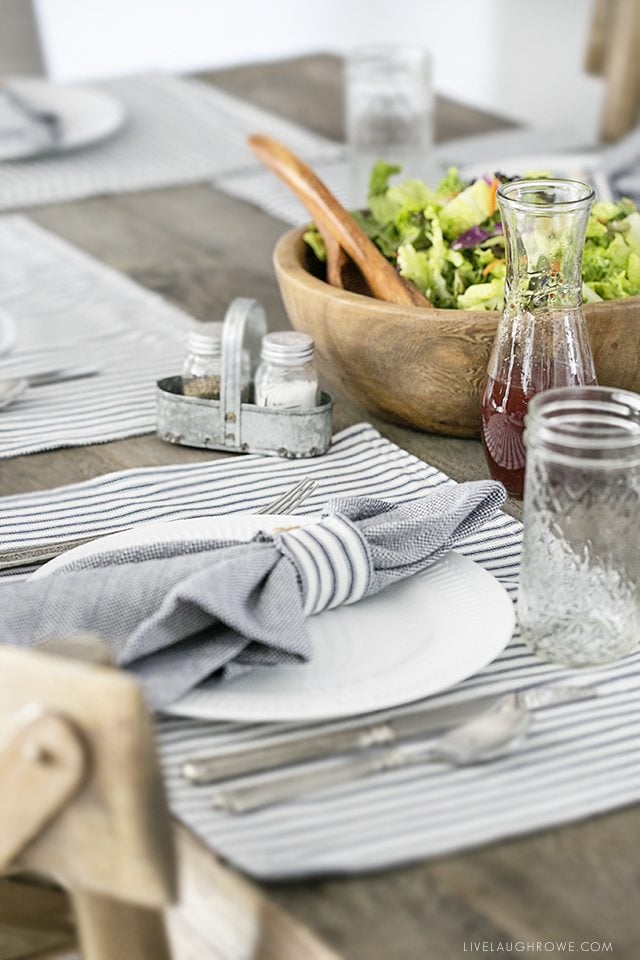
[
  {"xmin": 518, "ymin": 386, "xmax": 640, "ymax": 667},
  {"xmin": 346, "ymin": 45, "xmax": 434, "ymax": 207}
]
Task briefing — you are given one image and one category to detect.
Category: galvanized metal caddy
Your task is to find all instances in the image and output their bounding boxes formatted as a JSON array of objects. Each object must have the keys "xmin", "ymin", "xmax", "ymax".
[{"xmin": 156, "ymin": 298, "xmax": 333, "ymax": 458}]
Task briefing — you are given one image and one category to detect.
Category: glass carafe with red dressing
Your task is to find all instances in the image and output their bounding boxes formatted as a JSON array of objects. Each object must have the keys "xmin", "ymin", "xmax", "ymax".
[{"xmin": 481, "ymin": 179, "xmax": 597, "ymax": 498}]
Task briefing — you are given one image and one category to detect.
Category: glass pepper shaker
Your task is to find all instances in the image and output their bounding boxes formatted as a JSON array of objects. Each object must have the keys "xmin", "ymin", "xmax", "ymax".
[
  {"xmin": 182, "ymin": 323, "xmax": 250, "ymax": 401},
  {"xmin": 481, "ymin": 179, "xmax": 597, "ymax": 499},
  {"xmin": 518, "ymin": 385, "xmax": 640, "ymax": 666},
  {"xmin": 255, "ymin": 332, "xmax": 319, "ymax": 409},
  {"xmin": 182, "ymin": 323, "xmax": 222, "ymax": 399}
]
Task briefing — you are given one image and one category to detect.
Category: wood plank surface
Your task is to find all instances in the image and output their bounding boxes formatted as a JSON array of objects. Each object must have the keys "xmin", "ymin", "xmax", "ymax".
[{"xmin": 1, "ymin": 53, "xmax": 637, "ymax": 958}]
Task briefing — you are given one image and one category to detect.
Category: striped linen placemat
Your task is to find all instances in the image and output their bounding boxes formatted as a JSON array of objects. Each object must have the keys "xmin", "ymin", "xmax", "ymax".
[
  {"xmin": 0, "ymin": 215, "xmax": 191, "ymax": 458},
  {"xmin": 2, "ymin": 423, "xmax": 638, "ymax": 878},
  {"xmin": 215, "ymin": 126, "xmax": 594, "ymax": 227},
  {"xmin": 0, "ymin": 73, "xmax": 342, "ymax": 212}
]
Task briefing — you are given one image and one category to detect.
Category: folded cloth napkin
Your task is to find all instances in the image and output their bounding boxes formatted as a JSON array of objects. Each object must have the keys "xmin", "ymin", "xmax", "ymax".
[
  {"xmin": 0, "ymin": 482, "xmax": 505, "ymax": 709},
  {"xmin": 0, "ymin": 87, "xmax": 59, "ymax": 159}
]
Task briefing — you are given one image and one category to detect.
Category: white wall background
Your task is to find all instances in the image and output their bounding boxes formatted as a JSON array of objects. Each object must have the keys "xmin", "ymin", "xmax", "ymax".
[{"xmin": 34, "ymin": 0, "xmax": 603, "ymax": 140}]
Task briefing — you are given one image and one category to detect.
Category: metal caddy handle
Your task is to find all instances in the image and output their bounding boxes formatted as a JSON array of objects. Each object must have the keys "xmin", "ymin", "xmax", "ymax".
[{"xmin": 156, "ymin": 298, "xmax": 333, "ymax": 458}]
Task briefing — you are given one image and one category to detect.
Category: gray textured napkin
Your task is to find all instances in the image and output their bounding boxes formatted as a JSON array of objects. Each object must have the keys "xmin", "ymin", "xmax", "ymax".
[{"xmin": 0, "ymin": 482, "xmax": 505, "ymax": 709}]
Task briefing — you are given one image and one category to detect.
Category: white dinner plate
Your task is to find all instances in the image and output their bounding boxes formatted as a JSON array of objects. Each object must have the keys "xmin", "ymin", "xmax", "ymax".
[
  {"xmin": 0, "ymin": 308, "xmax": 15, "ymax": 357},
  {"xmin": 0, "ymin": 78, "xmax": 125, "ymax": 161},
  {"xmin": 34, "ymin": 514, "xmax": 515, "ymax": 722},
  {"xmin": 461, "ymin": 151, "xmax": 613, "ymax": 202}
]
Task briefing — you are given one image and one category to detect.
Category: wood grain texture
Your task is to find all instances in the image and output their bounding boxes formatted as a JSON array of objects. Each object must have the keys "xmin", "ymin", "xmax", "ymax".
[
  {"xmin": 0, "ymin": 714, "xmax": 86, "ymax": 871},
  {"xmin": 71, "ymin": 892, "xmax": 171, "ymax": 960},
  {"xmin": 0, "ymin": 647, "xmax": 176, "ymax": 909},
  {"xmin": 275, "ymin": 226, "xmax": 640, "ymax": 437},
  {"xmin": 1, "ymin": 52, "xmax": 636, "ymax": 959},
  {"xmin": 0, "ymin": 878, "xmax": 75, "ymax": 960},
  {"xmin": 600, "ymin": 0, "xmax": 640, "ymax": 140},
  {"xmin": 248, "ymin": 135, "xmax": 430, "ymax": 306},
  {"xmin": 0, "ymin": 0, "xmax": 43, "ymax": 76},
  {"xmin": 585, "ymin": 0, "xmax": 612, "ymax": 76}
]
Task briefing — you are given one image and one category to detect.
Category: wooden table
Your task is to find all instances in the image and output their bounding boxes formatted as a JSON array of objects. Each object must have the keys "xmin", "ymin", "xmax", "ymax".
[{"xmin": 2, "ymin": 55, "xmax": 637, "ymax": 960}]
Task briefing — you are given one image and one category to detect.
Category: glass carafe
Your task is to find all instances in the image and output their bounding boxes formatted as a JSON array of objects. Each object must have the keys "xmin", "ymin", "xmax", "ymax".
[{"xmin": 480, "ymin": 179, "xmax": 597, "ymax": 498}]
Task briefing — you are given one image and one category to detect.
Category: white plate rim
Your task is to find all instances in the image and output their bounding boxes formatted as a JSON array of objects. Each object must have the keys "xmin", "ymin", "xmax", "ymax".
[{"xmin": 0, "ymin": 77, "xmax": 125, "ymax": 161}]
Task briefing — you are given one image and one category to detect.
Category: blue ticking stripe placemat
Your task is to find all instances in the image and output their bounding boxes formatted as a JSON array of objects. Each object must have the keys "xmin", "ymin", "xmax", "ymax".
[{"xmin": 1, "ymin": 424, "xmax": 638, "ymax": 879}]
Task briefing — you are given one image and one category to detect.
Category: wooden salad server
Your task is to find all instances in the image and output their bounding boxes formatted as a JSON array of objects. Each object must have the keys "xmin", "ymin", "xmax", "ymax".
[{"xmin": 248, "ymin": 134, "xmax": 432, "ymax": 308}]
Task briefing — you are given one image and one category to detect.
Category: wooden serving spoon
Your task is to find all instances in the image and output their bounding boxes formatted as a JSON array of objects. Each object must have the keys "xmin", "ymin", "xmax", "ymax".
[{"xmin": 248, "ymin": 134, "xmax": 432, "ymax": 308}]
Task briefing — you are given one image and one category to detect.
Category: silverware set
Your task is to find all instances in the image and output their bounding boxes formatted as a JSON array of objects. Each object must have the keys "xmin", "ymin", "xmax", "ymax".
[{"xmin": 182, "ymin": 683, "xmax": 597, "ymax": 814}]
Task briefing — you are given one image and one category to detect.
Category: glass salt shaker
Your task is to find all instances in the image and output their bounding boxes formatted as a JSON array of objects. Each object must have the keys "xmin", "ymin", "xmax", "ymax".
[
  {"xmin": 481, "ymin": 179, "xmax": 597, "ymax": 499},
  {"xmin": 518, "ymin": 386, "xmax": 640, "ymax": 667},
  {"xmin": 255, "ymin": 332, "xmax": 319, "ymax": 409},
  {"xmin": 182, "ymin": 324, "xmax": 222, "ymax": 399}
]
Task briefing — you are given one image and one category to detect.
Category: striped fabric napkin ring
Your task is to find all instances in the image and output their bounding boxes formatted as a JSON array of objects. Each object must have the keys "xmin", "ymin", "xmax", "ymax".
[{"xmin": 275, "ymin": 515, "xmax": 371, "ymax": 617}]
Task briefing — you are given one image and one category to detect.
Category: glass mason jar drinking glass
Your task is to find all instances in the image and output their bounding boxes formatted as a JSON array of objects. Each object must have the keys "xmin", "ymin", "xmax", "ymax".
[
  {"xmin": 481, "ymin": 179, "xmax": 597, "ymax": 499},
  {"xmin": 518, "ymin": 386, "xmax": 640, "ymax": 667},
  {"xmin": 346, "ymin": 45, "xmax": 434, "ymax": 207}
]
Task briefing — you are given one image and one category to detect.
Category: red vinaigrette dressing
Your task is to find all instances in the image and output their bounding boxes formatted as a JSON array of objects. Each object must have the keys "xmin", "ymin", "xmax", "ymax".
[{"xmin": 481, "ymin": 363, "xmax": 597, "ymax": 499}]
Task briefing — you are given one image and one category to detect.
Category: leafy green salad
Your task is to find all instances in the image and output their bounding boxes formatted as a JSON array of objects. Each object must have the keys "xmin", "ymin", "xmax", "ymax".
[{"xmin": 303, "ymin": 163, "xmax": 640, "ymax": 310}]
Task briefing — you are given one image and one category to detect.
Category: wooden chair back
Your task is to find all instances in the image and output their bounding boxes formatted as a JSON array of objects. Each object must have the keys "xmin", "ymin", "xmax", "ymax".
[
  {"xmin": 0, "ymin": 645, "xmax": 176, "ymax": 960},
  {"xmin": 586, "ymin": 0, "xmax": 640, "ymax": 140}
]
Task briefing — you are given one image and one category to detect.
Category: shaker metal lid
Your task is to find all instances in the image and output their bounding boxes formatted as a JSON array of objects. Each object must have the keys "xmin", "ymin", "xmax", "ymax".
[
  {"xmin": 261, "ymin": 331, "xmax": 314, "ymax": 364},
  {"xmin": 187, "ymin": 325, "xmax": 222, "ymax": 356}
]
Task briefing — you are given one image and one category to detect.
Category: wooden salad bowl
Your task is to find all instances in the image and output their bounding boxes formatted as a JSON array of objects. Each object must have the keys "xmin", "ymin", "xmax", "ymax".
[{"xmin": 274, "ymin": 227, "xmax": 640, "ymax": 438}]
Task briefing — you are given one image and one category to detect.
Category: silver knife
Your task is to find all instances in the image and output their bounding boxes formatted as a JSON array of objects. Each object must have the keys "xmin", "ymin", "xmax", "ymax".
[
  {"xmin": 208, "ymin": 685, "xmax": 597, "ymax": 814},
  {"xmin": 182, "ymin": 684, "xmax": 596, "ymax": 786}
]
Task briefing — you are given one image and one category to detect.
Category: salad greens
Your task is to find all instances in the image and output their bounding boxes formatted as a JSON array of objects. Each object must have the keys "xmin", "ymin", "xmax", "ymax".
[{"xmin": 303, "ymin": 163, "xmax": 640, "ymax": 309}]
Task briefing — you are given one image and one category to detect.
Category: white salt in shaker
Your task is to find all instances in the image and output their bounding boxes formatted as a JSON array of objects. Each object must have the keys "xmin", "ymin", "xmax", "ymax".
[{"xmin": 255, "ymin": 332, "xmax": 319, "ymax": 409}]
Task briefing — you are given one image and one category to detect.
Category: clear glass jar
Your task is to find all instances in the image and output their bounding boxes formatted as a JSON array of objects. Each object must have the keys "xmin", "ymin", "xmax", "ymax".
[
  {"xmin": 346, "ymin": 45, "xmax": 434, "ymax": 206},
  {"xmin": 255, "ymin": 332, "xmax": 318, "ymax": 409},
  {"xmin": 182, "ymin": 324, "xmax": 222, "ymax": 399},
  {"xmin": 182, "ymin": 323, "xmax": 250, "ymax": 401},
  {"xmin": 481, "ymin": 179, "xmax": 597, "ymax": 499},
  {"xmin": 518, "ymin": 386, "xmax": 640, "ymax": 667}
]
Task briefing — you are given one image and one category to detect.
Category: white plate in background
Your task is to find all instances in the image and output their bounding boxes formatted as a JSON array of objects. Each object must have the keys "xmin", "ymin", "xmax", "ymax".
[{"xmin": 0, "ymin": 78, "xmax": 125, "ymax": 161}]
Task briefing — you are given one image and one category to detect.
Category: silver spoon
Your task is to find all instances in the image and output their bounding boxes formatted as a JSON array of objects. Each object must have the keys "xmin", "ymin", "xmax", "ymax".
[
  {"xmin": 0, "ymin": 366, "xmax": 98, "ymax": 410},
  {"xmin": 211, "ymin": 695, "xmax": 532, "ymax": 814}
]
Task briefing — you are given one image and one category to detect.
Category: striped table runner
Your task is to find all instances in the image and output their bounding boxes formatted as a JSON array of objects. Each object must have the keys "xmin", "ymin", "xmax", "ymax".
[
  {"xmin": 0, "ymin": 74, "xmax": 342, "ymax": 212},
  {"xmin": 0, "ymin": 215, "xmax": 192, "ymax": 457},
  {"xmin": 2, "ymin": 424, "xmax": 638, "ymax": 878},
  {"xmin": 215, "ymin": 126, "xmax": 593, "ymax": 227}
]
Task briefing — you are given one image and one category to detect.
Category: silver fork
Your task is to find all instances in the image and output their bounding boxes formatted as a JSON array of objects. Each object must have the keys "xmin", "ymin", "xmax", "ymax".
[
  {"xmin": 259, "ymin": 476, "xmax": 317, "ymax": 516},
  {"xmin": 0, "ymin": 476, "xmax": 318, "ymax": 571},
  {"xmin": 210, "ymin": 695, "xmax": 532, "ymax": 814}
]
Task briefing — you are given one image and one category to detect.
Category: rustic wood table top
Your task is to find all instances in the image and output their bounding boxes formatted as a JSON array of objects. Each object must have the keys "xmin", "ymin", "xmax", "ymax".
[{"xmin": 1, "ymin": 54, "xmax": 636, "ymax": 960}]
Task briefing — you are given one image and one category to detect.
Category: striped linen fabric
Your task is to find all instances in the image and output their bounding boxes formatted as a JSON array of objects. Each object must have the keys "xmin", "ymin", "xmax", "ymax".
[
  {"xmin": 277, "ymin": 515, "xmax": 371, "ymax": 615},
  {"xmin": 0, "ymin": 215, "xmax": 191, "ymax": 457},
  {"xmin": 215, "ymin": 126, "xmax": 595, "ymax": 227},
  {"xmin": 0, "ymin": 73, "xmax": 343, "ymax": 212},
  {"xmin": 2, "ymin": 423, "xmax": 639, "ymax": 879}
]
